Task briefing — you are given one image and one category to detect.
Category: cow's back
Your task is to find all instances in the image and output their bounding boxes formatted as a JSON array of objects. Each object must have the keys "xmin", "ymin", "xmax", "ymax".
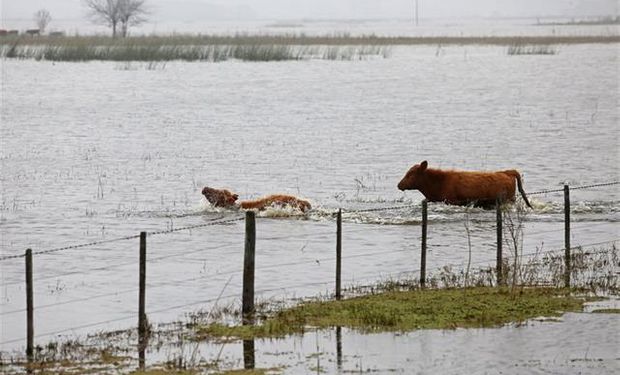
[{"xmin": 439, "ymin": 170, "xmax": 516, "ymax": 205}]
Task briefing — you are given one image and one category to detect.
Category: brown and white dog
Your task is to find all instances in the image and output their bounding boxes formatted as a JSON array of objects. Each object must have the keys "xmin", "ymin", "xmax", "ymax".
[{"xmin": 201, "ymin": 186, "xmax": 312, "ymax": 212}]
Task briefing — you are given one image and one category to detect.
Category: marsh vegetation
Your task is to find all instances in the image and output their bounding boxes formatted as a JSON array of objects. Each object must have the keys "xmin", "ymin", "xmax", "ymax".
[{"xmin": 1, "ymin": 34, "xmax": 617, "ymax": 61}]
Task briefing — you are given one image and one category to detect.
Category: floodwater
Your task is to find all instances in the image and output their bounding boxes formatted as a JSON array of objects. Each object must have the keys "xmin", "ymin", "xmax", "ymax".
[
  {"xmin": 166, "ymin": 308, "xmax": 619, "ymax": 374},
  {"xmin": 1, "ymin": 21, "xmax": 619, "ymax": 373}
]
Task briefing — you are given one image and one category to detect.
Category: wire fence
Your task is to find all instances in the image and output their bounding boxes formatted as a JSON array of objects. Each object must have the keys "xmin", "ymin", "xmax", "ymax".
[
  {"xmin": 2, "ymin": 180, "xmax": 617, "ymax": 262},
  {"xmin": 528, "ymin": 181, "xmax": 620, "ymax": 195},
  {"xmin": 0, "ymin": 180, "xmax": 618, "ymax": 353}
]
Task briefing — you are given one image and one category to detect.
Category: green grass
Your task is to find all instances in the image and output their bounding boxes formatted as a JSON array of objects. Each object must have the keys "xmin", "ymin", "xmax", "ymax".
[{"xmin": 196, "ymin": 287, "xmax": 587, "ymax": 340}]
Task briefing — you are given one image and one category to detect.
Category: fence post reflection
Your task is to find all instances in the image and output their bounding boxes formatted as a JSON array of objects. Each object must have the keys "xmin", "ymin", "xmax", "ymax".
[
  {"xmin": 336, "ymin": 326, "xmax": 343, "ymax": 370},
  {"xmin": 243, "ymin": 339, "xmax": 255, "ymax": 369},
  {"xmin": 25, "ymin": 249, "xmax": 34, "ymax": 362}
]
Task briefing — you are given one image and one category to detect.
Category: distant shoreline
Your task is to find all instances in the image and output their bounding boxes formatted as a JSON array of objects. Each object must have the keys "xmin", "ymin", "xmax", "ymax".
[{"xmin": 1, "ymin": 34, "xmax": 619, "ymax": 46}]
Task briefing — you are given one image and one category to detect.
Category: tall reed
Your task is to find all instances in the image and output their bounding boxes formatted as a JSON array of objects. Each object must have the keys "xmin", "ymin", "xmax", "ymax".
[{"xmin": 0, "ymin": 37, "xmax": 392, "ymax": 62}]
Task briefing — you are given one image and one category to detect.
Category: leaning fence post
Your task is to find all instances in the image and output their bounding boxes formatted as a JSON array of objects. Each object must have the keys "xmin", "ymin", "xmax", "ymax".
[
  {"xmin": 25, "ymin": 248, "xmax": 34, "ymax": 361},
  {"xmin": 138, "ymin": 231, "xmax": 147, "ymax": 368},
  {"xmin": 336, "ymin": 209, "xmax": 342, "ymax": 300},
  {"xmin": 420, "ymin": 200, "xmax": 428, "ymax": 288},
  {"xmin": 496, "ymin": 200, "xmax": 503, "ymax": 286},
  {"xmin": 242, "ymin": 211, "xmax": 256, "ymax": 325},
  {"xmin": 564, "ymin": 184, "xmax": 571, "ymax": 288}
]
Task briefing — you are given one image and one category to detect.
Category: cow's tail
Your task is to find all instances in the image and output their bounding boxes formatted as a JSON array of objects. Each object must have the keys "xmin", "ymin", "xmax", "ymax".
[{"xmin": 505, "ymin": 170, "xmax": 532, "ymax": 208}]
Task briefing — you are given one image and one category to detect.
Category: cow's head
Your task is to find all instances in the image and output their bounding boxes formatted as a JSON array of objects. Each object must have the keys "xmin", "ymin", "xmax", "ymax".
[
  {"xmin": 397, "ymin": 160, "xmax": 428, "ymax": 191},
  {"xmin": 201, "ymin": 186, "xmax": 239, "ymax": 208}
]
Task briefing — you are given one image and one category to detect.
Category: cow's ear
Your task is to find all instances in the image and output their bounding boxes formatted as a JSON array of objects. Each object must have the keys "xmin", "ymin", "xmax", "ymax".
[
  {"xmin": 232, "ymin": 194, "xmax": 239, "ymax": 201},
  {"xmin": 420, "ymin": 160, "xmax": 428, "ymax": 171}
]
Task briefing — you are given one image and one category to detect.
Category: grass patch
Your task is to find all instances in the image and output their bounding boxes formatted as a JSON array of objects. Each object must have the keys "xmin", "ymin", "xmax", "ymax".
[{"xmin": 196, "ymin": 287, "xmax": 587, "ymax": 340}]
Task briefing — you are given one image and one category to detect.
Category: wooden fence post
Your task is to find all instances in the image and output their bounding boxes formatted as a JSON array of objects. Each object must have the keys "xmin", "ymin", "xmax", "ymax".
[
  {"xmin": 336, "ymin": 209, "xmax": 342, "ymax": 300},
  {"xmin": 496, "ymin": 200, "xmax": 503, "ymax": 286},
  {"xmin": 138, "ymin": 231, "xmax": 147, "ymax": 368},
  {"xmin": 420, "ymin": 200, "xmax": 428, "ymax": 288},
  {"xmin": 25, "ymin": 249, "xmax": 34, "ymax": 361},
  {"xmin": 242, "ymin": 211, "xmax": 256, "ymax": 325},
  {"xmin": 564, "ymin": 184, "xmax": 571, "ymax": 288}
]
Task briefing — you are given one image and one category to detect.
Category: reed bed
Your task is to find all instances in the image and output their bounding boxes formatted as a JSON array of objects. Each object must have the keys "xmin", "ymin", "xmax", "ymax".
[
  {"xmin": 1, "ymin": 33, "xmax": 617, "ymax": 62},
  {"xmin": 0, "ymin": 41, "xmax": 391, "ymax": 62},
  {"xmin": 0, "ymin": 34, "xmax": 397, "ymax": 62}
]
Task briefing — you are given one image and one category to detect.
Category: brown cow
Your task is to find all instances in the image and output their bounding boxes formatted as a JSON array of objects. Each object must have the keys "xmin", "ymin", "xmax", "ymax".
[
  {"xmin": 201, "ymin": 186, "xmax": 312, "ymax": 212},
  {"xmin": 397, "ymin": 160, "xmax": 532, "ymax": 209}
]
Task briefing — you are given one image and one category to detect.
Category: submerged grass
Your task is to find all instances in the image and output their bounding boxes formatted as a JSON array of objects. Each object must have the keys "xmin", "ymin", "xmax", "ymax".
[
  {"xmin": 507, "ymin": 44, "xmax": 558, "ymax": 55},
  {"xmin": 196, "ymin": 287, "xmax": 588, "ymax": 340}
]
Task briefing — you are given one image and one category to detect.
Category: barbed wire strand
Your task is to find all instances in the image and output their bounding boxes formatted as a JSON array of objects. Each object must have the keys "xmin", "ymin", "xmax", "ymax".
[
  {"xmin": 0, "ymin": 226, "xmax": 376, "ymax": 287},
  {"xmin": 525, "ymin": 221, "xmax": 616, "ymax": 237},
  {"xmin": 0, "ymin": 216, "xmax": 245, "ymax": 262},
  {"xmin": 462, "ymin": 238, "xmax": 619, "ymax": 268},
  {"xmin": 0, "ymin": 314, "xmax": 138, "ymax": 346},
  {"xmin": 2, "ymin": 238, "xmax": 617, "ymax": 345},
  {"xmin": 1, "ymin": 268, "xmax": 243, "ymax": 317},
  {"xmin": 1, "ymin": 247, "xmax": 418, "ymax": 317},
  {"xmin": 349, "ymin": 240, "xmax": 618, "ymax": 289},
  {"xmin": 528, "ymin": 181, "xmax": 620, "ymax": 196},
  {"xmin": 0, "ymin": 240, "xmax": 241, "ymax": 288}
]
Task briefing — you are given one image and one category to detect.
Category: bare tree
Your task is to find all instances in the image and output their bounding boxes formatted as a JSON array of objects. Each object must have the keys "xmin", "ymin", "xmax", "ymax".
[
  {"xmin": 83, "ymin": 0, "xmax": 148, "ymax": 38},
  {"xmin": 84, "ymin": 0, "xmax": 121, "ymax": 37},
  {"xmin": 34, "ymin": 9, "xmax": 52, "ymax": 34},
  {"xmin": 118, "ymin": 0, "xmax": 148, "ymax": 37}
]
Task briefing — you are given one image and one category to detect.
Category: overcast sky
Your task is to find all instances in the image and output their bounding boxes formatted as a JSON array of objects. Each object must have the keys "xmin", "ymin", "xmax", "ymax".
[{"xmin": 2, "ymin": 0, "xmax": 617, "ymax": 21}]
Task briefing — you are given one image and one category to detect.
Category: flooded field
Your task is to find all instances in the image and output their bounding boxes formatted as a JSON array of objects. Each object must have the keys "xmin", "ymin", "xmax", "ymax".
[
  {"xmin": 173, "ymin": 310, "xmax": 620, "ymax": 374},
  {"xmin": 1, "ymin": 25, "xmax": 619, "ymax": 373}
]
